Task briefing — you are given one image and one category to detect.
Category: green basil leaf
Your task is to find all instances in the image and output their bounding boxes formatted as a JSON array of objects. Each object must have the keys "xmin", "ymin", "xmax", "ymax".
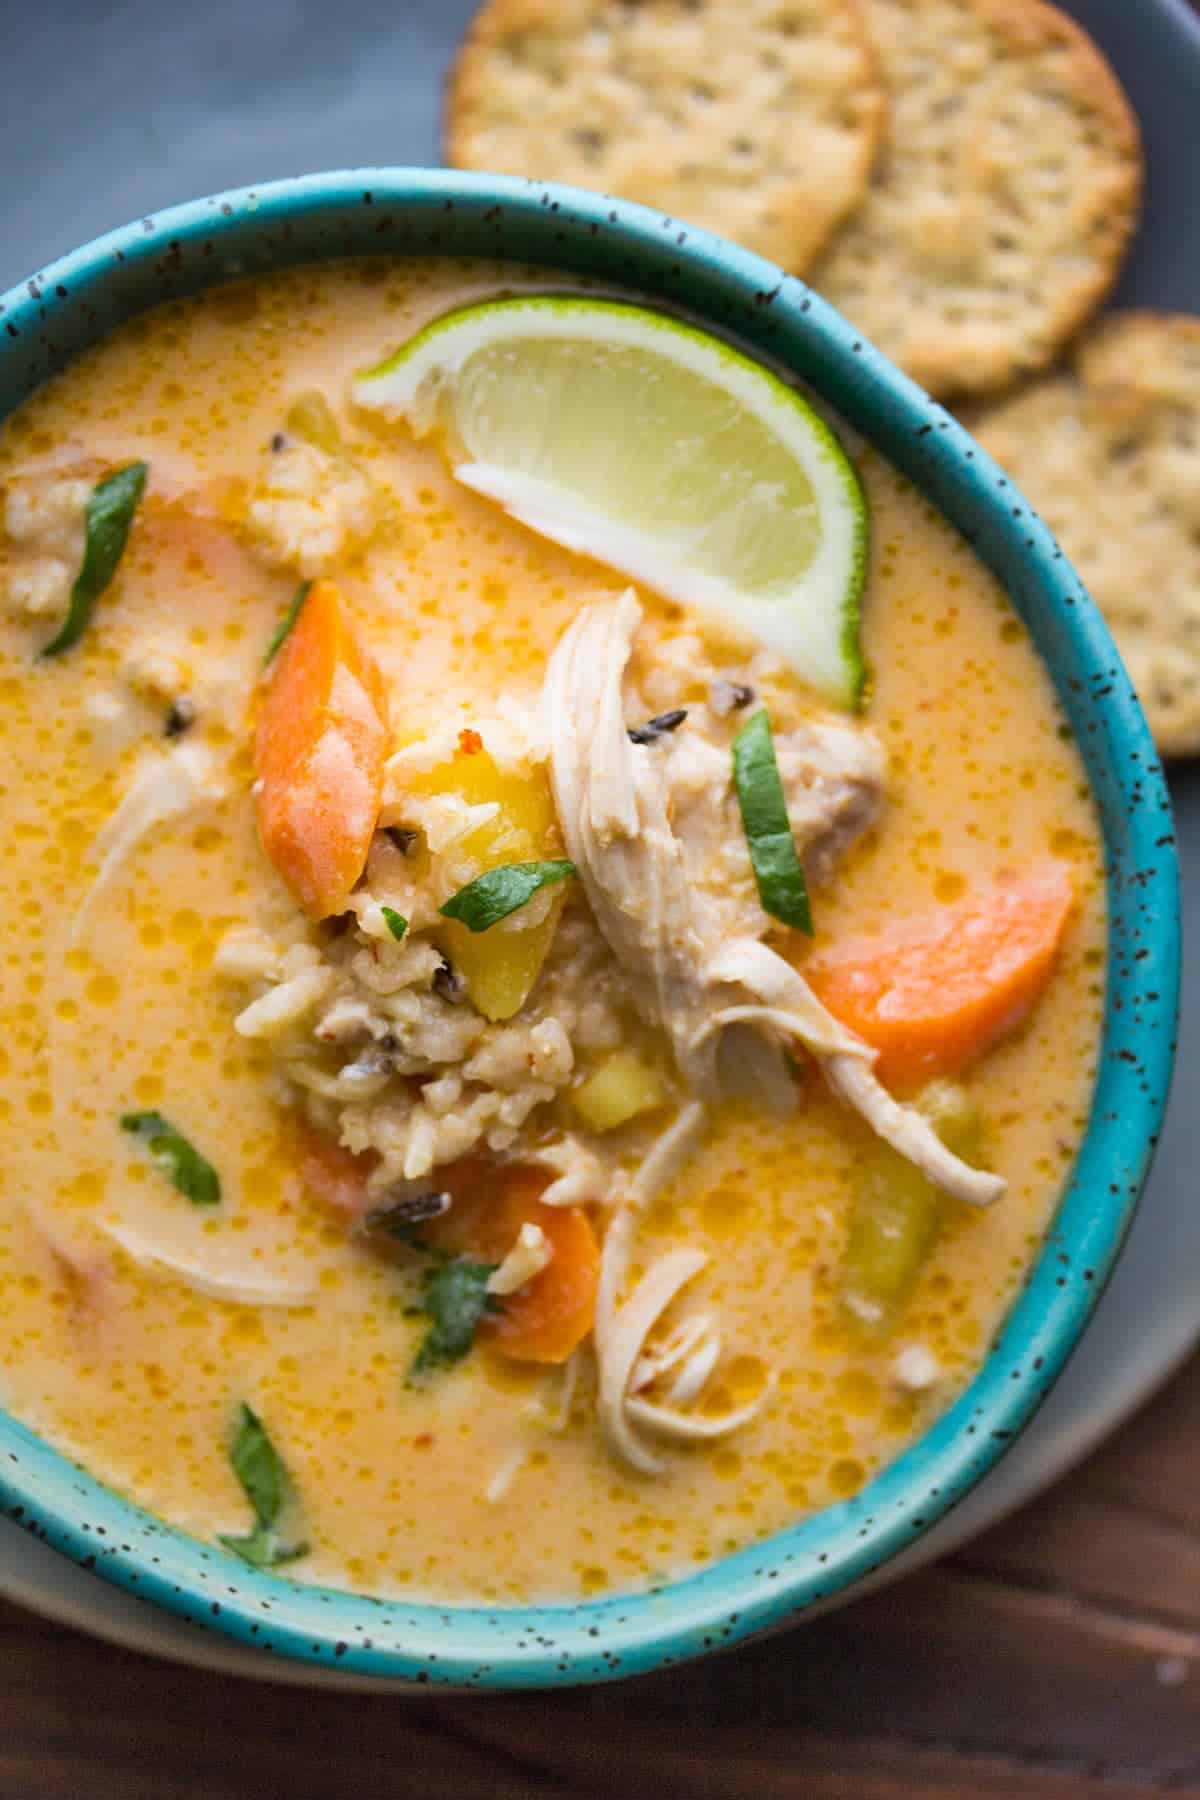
[
  {"xmin": 731, "ymin": 709, "xmax": 813, "ymax": 935},
  {"xmin": 120, "ymin": 1110, "xmax": 221, "ymax": 1206},
  {"xmin": 218, "ymin": 1405, "xmax": 309, "ymax": 1569},
  {"xmin": 380, "ymin": 905, "xmax": 409, "ymax": 942},
  {"xmin": 409, "ymin": 1258, "xmax": 501, "ymax": 1380},
  {"xmin": 227, "ymin": 1403, "xmax": 288, "ymax": 1527},
  {"xmin": 438, "ymin": 860, "xmax": 576, "ymax": 933},
  {"xmin": 262, "ymin": 580, "xmax": 312, "ymax": 668},
  {"xmin": 40, "ymin": 461, "xmax": 148, "ymax": 658}
]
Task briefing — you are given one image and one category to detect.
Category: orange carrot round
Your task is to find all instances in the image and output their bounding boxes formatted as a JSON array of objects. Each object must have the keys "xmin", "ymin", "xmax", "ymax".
[
  {"xmin": 426, "ymin": 1160, "xmax": 599, "ymax": 1365},
  {"xmin": 254, "ymin": 579, "xmax": 389, "ymax": 918},
  {"xmin": 806, "ymin": 864, "xmax": 1076, "ymax": 1087}
]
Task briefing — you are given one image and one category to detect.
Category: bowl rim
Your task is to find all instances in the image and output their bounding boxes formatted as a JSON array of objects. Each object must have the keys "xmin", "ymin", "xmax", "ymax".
[{"xmin": 0, "ymin": 166, "xmax": 1180, "ymax": 1688}]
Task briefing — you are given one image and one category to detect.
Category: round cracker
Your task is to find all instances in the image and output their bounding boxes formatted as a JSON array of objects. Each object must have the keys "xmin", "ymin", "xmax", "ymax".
[
  {"xmin": 808, "ymin": 0, "xmax": 1143, "ymax": 399},
  {"xmin": 972, "ymin": 312, "xmax": 1200, "ymax": 757},
  {"xmin": 444, "ymin": 0, "xmax": 886, "ymax": 275}
]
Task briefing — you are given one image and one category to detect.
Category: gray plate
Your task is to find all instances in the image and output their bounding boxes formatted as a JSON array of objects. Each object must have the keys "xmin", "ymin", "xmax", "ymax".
[{"xmin": 0, "ymin": 0, "xmax": 1196, "ymax": 1685}]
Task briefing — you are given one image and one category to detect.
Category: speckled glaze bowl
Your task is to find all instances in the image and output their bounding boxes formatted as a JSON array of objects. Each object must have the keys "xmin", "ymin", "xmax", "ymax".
[{"xmin": 0, "ymin": 169, "xmax": 1179, "ymax": 1687}]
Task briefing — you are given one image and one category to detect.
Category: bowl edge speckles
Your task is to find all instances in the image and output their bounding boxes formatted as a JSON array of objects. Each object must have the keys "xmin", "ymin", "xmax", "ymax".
[{"xmin": 0, "ymin": 169, "xmax": 1180, "ymax": 1689}]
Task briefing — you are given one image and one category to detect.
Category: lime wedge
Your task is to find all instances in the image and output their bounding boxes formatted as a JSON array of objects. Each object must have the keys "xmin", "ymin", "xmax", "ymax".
[{"xmin": 354, "ymin": 298, "xmax": 867, "ymax": 706}]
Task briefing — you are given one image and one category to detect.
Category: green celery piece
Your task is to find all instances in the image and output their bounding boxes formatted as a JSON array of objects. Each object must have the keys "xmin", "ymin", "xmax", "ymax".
[
  {"xmin": 839, "ymin": 1083, "xmax": 985, "ymax": 1332},
  {"xmin": 40, "ymin": 461, "xmax": 147, "ymax": 658}
]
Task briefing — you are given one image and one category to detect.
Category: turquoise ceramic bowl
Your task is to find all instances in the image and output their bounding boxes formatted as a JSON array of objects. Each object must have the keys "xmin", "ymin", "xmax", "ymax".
[{"xmin": 0, "ymin": 170, "xmax": 1179, "ymax": 1687}]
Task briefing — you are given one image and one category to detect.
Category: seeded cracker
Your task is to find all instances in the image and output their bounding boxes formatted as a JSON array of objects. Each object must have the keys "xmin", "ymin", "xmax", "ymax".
[
  {"xmin": 972, "ymin": 313, "xmax": 1200, "ymax": 756},
  {"xmin": 444, "ymin": 0, "xmax": 886, "ymax": 276},
  {"xmin": 809, "ymin": 0, "xmax": 1142, "ymax": 399}
]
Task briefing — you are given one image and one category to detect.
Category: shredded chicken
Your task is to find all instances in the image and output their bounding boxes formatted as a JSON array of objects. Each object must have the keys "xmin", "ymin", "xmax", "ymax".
[
  {"xmin": 597, "ymin": 1247, "xmax": 709, "ymax": 1475},
  {"xmin": 119, "ymin": 639, "xmax": 193, "ymax": 707},
  {"xmin": 487, "ymin": 1221, "xmax": 553, "ymax": 1296},
  {"xmin": 594, "ymin": 1099, "xmax": 709, "ymax": 1401},
  {"xmin": 655, "ymin": 694, "xmax": 886, "ymax": 934},
  {"xmin": 245, "ymin": 438, "xmax": 376, "ymax": 578},
  {"xmin": 529, "ymin": 1134, "xmax": 610, "ymax": 1208},
  {"xmin": 483, "ymin": 1445, "xmax": 530, "ymax": 1505},
  {"xmin": 526, "ymin": 1350, "xmax": 581, "ymax": 1435},
  {"xmin": 543, "ymin": 591, "xmax": 1004, "ymax": 1211},
  {"xmin": 630, "ymin": 1312, "xmax": 719, "ymax": 1399},
  {"xmin": 3, "ymin": 471, "xmax": 88, "ymax": 622},
  {"xmin": 625, "ymin": 1385, "xmax": 770, "ymax": 1445},
  {"xmin": 820, "ymin": 1053, "xmax": 1002, "ymax": 1208},
  {"xmin": 99, "ymin": 1221, "xmax": 318, "ymax": 1308},
  {"xmin": 73, "ymin": 742, "xmax": 225, "ymax": 942},
  {"xmin": 588, "ymin": 1101, "xmax": 763, "ymax": 1473}
]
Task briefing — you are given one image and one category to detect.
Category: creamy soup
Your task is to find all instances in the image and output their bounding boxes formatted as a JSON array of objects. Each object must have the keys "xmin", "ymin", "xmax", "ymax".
[{"xmin": 0, "ymin": 260, "xmax": 1103, "ymax": 1604}]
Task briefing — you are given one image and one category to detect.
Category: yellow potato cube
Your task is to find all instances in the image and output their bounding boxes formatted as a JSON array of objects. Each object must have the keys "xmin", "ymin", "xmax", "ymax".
[
  {"xmin": 402, "ymin": 736, "xmax": 566, "ymax": 1021},
  {"xmin": 571, "ymin": 1049, "xmax": 668, "ymax": 1134}
]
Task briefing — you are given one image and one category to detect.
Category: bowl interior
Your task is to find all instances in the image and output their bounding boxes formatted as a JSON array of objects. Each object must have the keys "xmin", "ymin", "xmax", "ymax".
[{"xmin": 0, "ymin": 169, "xmax": 1179, "ymax": 1687}]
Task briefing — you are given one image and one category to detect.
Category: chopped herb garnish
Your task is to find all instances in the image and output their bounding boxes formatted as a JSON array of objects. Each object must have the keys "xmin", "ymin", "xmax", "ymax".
[
  {"xmin": 628, "ymin": 708, "xmax": 688, "ymax": 745},
  {"xmin": 409, "ymin": 1258, "xmax": 501, "ymax": 1380},
  {"xmin": 731, "ymin": 708, "xmax": 813, "ymax": 935},
  {"xmin": 218, "ymin": 1403, "xmax": 309, "ymax": 1570},
  {"xmin": 262, "ymin": 580, "xmax": 311, "ymax": 668},
  {"xmin": 385, "ymin": 826, "xmax": 419, "ymax": 855},
  {"xmin": 119, "ymin": 1111, "xmax": 221, "ymax": 1207},
  {"xmin": 439, "ymin": 860, "xmax": 577, "ymax": 933},
  {"xmin": 380, "ymin": 905, "xmax": 409, "ymax": 942},
  {"xmin": 163, "ymin": 695, "xmax": 195, "ymax": 738},
  {"xmin": 40, "ymin": 461, "xmax": 148, "ymax": 658}
]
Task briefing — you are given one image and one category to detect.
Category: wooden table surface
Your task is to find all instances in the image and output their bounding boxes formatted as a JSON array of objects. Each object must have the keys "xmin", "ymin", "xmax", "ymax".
[{"xmin": 1, "ymin": 1344, "xmax": 1196, "ymax": 1797}]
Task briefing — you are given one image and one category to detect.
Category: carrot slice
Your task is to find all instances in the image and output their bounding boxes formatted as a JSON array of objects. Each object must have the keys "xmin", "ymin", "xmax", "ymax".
[
  {"xmin": 425, "ymin": 1160, "xmax": 599, "ymax": 1365},
  {"xmin": 254, "ymin": 579, "xmax": 389, "ymax": 918},
  {"xmin": 297, "ymin": 1133, "xmax": 598, "ymax": 1363},
  {"xmin": 806, "ymin": 865, "xmax": 1075, "ymax": 1086}
]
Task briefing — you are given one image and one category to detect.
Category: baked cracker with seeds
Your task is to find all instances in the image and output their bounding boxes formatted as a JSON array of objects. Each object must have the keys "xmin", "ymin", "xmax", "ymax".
[
  {"xmin": 972, "ymin": 312, "xmax": 1200, "ymax": 757},
  {"xmin": 808, "ymin": 0, "xmax": 1142, "ymax": 400},
  {"xmin": 444, "ymin": 0, "xmax": 886, "ymax": 276}
]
